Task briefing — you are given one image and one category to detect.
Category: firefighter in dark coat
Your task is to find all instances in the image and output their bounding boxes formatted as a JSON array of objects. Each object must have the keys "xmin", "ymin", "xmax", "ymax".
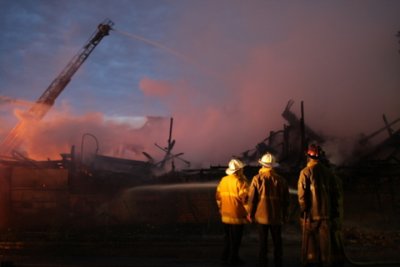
[
  {"xmin": 298, "ymin": 144, "xmax": 339, "ymax": 267},
  {"xmin": 247, "ymin": 153, "xmax": 290, "ymax": 267}
]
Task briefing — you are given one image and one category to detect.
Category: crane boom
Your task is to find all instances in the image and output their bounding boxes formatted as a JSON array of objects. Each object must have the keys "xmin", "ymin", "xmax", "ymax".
[{"xmin": 0, "ymin": 19, "xmax": 114, "ymax": 157}]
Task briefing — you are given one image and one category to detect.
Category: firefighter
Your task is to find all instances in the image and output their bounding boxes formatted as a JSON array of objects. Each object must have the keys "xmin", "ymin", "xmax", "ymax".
[
  {"xmin": 216, "ymin": 158, "xmax": 249, "ymax": 265},
  {"xmin": 298, "ymin": 144, "xmax": 339, "ymax": 267},
  {"xmin": 247, "ymin": 153, "xmax": 290, "ymax": 267}
]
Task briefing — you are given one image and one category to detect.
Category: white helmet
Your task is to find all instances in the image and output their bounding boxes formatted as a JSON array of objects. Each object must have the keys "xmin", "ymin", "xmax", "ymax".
[
  {"xmin": 225, "ymin": 159, "xmax": 245, "ymax": 175},
  {"xmin": 258, "ymin": 153, "xmax": 279, "ymax": 168}
]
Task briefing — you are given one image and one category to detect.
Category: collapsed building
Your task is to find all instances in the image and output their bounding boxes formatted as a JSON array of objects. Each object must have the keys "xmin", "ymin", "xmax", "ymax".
[{"xmin": 1, "ymin": 97, "xmax": 399, "ymax": 230}]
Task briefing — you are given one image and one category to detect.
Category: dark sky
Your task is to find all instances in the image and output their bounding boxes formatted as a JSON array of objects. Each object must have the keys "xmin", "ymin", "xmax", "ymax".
[{"xmin": 0, "ymin": 1, "xmax": 399, "ymax": 167}]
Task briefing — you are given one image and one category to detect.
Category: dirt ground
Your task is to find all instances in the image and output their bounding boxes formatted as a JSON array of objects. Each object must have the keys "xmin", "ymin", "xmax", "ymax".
[
  {"xmin": 0, "ymin": 183, "xmax": 399, "ymax": 267},
  {"xmin": 0, "ymin": 220, "xmax": 399, "ymax": 267}
]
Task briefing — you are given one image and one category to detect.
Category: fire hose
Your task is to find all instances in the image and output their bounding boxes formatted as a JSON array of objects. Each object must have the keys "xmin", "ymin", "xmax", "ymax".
[
  {"xmin": 338, "ymin": 231, "xmax": 400, "ymax": 266},
  {"xmin": 301, "ymin": 212, "xmax": 400, "ymax": 266}
]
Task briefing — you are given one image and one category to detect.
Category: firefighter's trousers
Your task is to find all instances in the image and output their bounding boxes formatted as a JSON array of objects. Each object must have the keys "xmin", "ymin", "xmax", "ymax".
[
  {"xmin": 301, "ymin": 219, "xmax": 332, "ymax": 267},
  {"xmin": 258, "ymin": 224, "xmax": 283, "ymax": 267},
  {"xmin": 222, "ymin": 223, "xmax": 244, "ymax": 263}
]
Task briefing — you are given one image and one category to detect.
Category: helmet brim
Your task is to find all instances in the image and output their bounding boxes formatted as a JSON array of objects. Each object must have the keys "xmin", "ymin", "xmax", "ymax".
[{"xmin": 258, "ymin": 161, "xmax": 279, "ymax": 168}]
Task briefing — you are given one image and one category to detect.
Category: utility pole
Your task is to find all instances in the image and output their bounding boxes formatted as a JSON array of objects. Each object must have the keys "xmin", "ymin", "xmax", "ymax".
[{"xmin": 397, "ymin": 30, "xmax": 400, "ymax": 54}]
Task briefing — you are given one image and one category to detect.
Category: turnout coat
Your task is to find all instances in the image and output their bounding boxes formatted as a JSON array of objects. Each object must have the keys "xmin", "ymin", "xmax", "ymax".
[
  {"xmin": 247, "ymin": 168, "xmax": 289, "ymax": 225},
  {"xmin": 216, "ymin": 173, "xmax": 249, "ymax": 224}
]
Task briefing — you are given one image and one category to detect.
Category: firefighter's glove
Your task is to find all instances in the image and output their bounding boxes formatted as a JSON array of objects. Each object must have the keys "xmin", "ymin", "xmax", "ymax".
[{"xmin": 246, "ymin": 214, "xmax": 253, "ymax": 223}]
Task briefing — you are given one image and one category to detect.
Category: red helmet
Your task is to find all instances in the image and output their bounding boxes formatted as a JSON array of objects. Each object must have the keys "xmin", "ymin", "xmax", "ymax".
[{"xmin": 307, "ymin": 144, "xmax": 320, "ymax": 159}]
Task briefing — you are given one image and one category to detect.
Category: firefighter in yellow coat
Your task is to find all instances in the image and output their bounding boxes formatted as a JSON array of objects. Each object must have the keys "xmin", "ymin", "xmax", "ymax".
[
  {"xmin": 216, "ymin": 158, "xmax": 249, "ymax": 265},
  {"xmin": 298, "ymin": 144, "xmax": 339, "ymax": 267}
]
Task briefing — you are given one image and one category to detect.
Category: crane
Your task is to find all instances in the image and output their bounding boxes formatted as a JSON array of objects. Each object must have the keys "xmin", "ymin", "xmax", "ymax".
[{"xmin": 0, "ymin": 19, "xmax": 114, "ymax": 157}]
